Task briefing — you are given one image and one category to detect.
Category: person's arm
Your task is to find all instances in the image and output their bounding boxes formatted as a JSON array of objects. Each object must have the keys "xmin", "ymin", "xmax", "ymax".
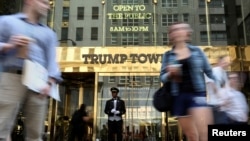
[
  {"xmin": 0, "ymin": 43, "xmax": 14, "ymax": 52},
  {"xmin": 204, "ymin": 73, "xmax": 218, "ymax": 94},
  {"xmin": 216, "ymin": 87, "xmax": 230, "ymax": 106},
  {"xmin": 202, "ymin": 53, "xmax": 218, "ymax": 94},
  {"xmin": 82, "ymin": 113, "xmax": 91, "ymax": 122},
  {"xmin": 104, "ymin": 100, "xmax": 111, "ymax": 115},
  {"xmin": 45, "ymin": 31, "xmax": 63, "ymax": 84},
  {"xmin": 160, "ymin": 51, "xmax": 171, "ymax": 83},
  {"xmin": 120, "ymin": 100, "xmax": 126, "ymax": 115},
  {"xmin": 0, "ymin": 16, "xmax": 14, "ymax": 52},
  {"xmin": 199, "ymin": 48, "xmax": 215, "ymax": 81},
  {"xmin": 0, "ymin": 16, "xmax": 6, "ymax": 52}
]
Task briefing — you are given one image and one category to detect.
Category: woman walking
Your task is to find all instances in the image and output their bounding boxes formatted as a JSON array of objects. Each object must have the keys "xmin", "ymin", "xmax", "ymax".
[{"xmin": 160, "ymin": 22, "xmax": 215, "ymax": 141}]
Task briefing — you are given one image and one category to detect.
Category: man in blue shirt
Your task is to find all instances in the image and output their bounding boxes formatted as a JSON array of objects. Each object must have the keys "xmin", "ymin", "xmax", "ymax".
[{"xmin": 0, "ymin": 0, "xmax": 62, "ymax": 140}]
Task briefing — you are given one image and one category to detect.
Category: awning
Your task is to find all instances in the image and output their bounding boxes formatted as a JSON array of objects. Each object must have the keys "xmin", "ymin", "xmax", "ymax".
[{"xmin": 56, "ymin": 46, "xmax": 247, "ymax": 72}]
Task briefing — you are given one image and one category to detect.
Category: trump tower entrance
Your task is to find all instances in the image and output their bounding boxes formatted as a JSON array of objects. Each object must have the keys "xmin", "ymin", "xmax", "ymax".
[{"xmin": 44, "ymin": 46, "xmax": 248, "ymax": 141}]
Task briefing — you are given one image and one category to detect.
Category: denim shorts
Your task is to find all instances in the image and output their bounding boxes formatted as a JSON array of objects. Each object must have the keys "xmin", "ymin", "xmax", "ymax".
[{"xmin": 171, "ymin": 92, "xmax": 208, "ymax": 117}]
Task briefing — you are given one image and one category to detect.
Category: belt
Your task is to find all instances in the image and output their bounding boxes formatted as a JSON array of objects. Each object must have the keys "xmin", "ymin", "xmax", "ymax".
[{"xmin": 2, "ymin": 68, "xmax": 23, "ymax": 75}]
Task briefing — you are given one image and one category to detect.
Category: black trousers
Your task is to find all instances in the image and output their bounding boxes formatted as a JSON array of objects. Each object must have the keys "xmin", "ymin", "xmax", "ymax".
[
  {"xmin": 108, "ymin": 120, "xmax": 123, "ymax": 141},
  {"xmin": 212, "ymin": 106, "xmax": 230, "ymax": 124},
  {"xmin": 68, "ymin": 126, "xmax": 87, "ymax": 141}
]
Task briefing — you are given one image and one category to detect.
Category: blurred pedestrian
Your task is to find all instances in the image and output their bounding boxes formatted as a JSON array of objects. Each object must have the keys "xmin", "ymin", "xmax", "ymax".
[
  {"xmin": 100, "ymin": 124, "xmax": 108, "ymax": 141},
  {"xmin": 55, "ymin": 116, "xmax": 64, "ymax": 141},
  {"xmin": 205, "ymin": 55, "xmax": 230, "ymax": 101},
  {"xmin": 68, "ymin": 104, "xmax": 91, "ymax": 141},
  {"xmin": 217, "ymin": 72, "xmax": 249, "ymax": 124},
  {"xmin": 11, "ymin": 112, "xmax": 25, "ymax": 141},
  {"xmin": 160, "ymin": 22, "xmax": 215, "ymax": 141},
  {"xmin": 55, "ymin": 116, "xmax": 70, "ymax": 141},
  {"xmin": 0, "ymin": 0, "xmax": 62, "ymax": 140},
  {"xmin": 104, "ymin": 87, "xmax": 126, "ymax": 141},
  {"xmin": 205, "ymin": 55, "xmax": 231, "ymax": 124},
  {"xmin": 212, "ymin": 55, "xmax": 231, "ymax": 87}
]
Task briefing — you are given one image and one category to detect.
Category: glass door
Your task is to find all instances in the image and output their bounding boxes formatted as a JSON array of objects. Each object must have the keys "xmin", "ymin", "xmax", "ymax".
[
  {"xmin": 47, "ymin": 72, "xmax": 95, "ymax": 141},
  {"xmin": 95, "ymin": 73, "xmax": 178, "ymax": 141}
]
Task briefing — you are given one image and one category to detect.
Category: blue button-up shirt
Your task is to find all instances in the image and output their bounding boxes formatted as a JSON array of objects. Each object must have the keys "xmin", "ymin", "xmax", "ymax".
[
  {"xmin": 0, "ymin": 13, "xmax": 62, "ymax": 82},
  {"xmin": 160, "ymin": 44, "xmax": 215, "ymax": 95}
]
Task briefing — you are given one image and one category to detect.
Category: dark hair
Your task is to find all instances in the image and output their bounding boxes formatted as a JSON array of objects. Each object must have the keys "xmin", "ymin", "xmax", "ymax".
[
  {"xmin": 79, "ymin": 104, "xmax": 86, "ymax": 113},
  {"xmin": 63, "ymin": 116, "xmax": 69, "ymax": 120}
]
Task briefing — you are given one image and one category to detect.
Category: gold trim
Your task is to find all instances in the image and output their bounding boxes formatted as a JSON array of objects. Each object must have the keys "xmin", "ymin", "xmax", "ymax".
[
  {"xmin": 57, "ymin": 46, "xmax": 250, "ymax": 72},
  {"xmin": 98, "ymin": 72, "xmax": 160, "ymax": 76},
  {"xmin": 92, "ymin": 72, "xmax": 98, "ymax": 141}
]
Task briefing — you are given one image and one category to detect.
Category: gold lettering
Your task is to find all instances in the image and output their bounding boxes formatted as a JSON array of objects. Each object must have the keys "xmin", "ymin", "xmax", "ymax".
[
  {"xmin": 110, "ymin": 26, "xmax": 125, "ymax": 32},
  {"xmin": 140, "ymin": 26, "xmax": 148, "ymax": 31},
  {"xmin": 107, "ymin": 13, "xmax": 123, "ymax": 19},
  {"xmin": 113, "ymin": 5, "xmax": 134, "ymax": 11},
  {"xmin": 113, "ymin": 5, "xmax": 146, "ymax": 12},
  {"xmin": 145, "ymin": 13, "xmax": 151, "ymax": 19},
  {"xmin": 134, "ymin": 5, "xmax": 145, "ymax": 11},
  {"xmin": 123, "ymin": 13, "xmax": 152, "ymax": 19},
  {"xmin": 110, "ymin": 26, "xmax": 149, "ymax": 32},
  {"xmin": 107, "ymin": 13, "xmax": 152, "ymax": 19}
]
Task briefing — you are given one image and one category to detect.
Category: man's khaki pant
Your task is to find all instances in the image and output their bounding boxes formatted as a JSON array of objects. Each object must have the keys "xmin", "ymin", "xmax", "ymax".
[{"xmin": 0, "ymin": 73, "xmax": 48, "ymax": 141}]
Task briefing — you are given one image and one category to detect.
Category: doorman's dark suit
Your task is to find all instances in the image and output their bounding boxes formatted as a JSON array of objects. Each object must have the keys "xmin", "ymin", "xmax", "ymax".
[{"xmin": 104, "ymin": 97, "xmax": 126, "ymax": 141}]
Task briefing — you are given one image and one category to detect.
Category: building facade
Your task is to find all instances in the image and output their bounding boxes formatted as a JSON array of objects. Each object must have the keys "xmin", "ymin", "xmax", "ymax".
[
  {"xmin": 51, "ymin": 0, "xmax": 229, "ymax": 46},
  {"xmin": 56, "ymin": 46, "xmax": 249, "ymax": 141},
  {"xmin": 1, "ymin": 0, "xmax": 250, "ymax": 141},
  {"xmin": 0, "ymin": 0, "xmax": 21, "ymax": 15}
]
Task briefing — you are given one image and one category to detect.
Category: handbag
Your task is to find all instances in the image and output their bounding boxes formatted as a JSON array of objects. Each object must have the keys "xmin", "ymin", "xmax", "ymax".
[{"xmin": 153, "ymin": 81, "xmax": 173, "ymax": 112}]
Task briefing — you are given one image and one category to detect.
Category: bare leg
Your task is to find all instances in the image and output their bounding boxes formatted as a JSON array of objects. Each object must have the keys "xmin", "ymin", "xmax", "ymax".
[
  {"xmin": 178, "ymin": 116, "xmax": 198, "ymax": 141},
  {"xmin": 189, "ymin": 107, "xmax": 213, "ymax": 141}
]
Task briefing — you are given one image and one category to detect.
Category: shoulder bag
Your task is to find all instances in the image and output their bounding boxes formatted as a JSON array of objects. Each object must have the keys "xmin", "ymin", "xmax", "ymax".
[
  {"xmin": 153, "ymin": 81, "xmax": 173, "ymax": 112},
  {"xmin": 153, "ymin": 51, "xmax": 173, "ymax": 112}
]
